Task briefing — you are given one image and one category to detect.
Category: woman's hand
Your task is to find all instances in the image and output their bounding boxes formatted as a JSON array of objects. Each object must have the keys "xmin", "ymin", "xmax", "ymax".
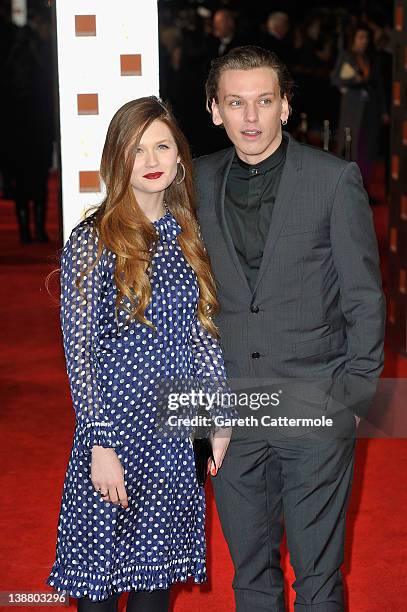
[
  {"xmin": 208, "ymin": 427, "xmax": 232, "ymax": 477},
  {"xmin": 91, "ymin": 446, "xmax": 129, "ymax": 509}
]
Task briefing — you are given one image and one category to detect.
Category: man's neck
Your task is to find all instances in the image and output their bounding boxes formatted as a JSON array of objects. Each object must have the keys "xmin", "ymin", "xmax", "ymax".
[{"xmin": 235, "ymin": 132, "xmax": 283, "ymax": 165}]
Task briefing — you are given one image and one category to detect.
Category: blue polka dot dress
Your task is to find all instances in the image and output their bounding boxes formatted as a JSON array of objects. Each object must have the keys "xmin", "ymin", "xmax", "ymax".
[{"xmin": 46, "ymin": 210, "xmax": 230, "ymax": 601}]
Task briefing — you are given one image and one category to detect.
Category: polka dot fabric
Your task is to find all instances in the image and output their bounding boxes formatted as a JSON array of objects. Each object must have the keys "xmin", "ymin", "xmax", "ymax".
[{"xmin": 46, "ymin": 210, "xmax": 230, "ymax": 601}]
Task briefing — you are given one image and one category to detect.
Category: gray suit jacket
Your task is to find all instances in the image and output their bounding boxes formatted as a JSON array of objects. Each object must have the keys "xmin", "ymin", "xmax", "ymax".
[{"xmin": 194, "ymin": 133, "xmax": 386, "ymax": 420}]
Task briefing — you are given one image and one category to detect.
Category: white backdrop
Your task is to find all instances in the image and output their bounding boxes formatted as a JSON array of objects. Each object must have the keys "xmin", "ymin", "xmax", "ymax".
[{"xmin": 55, "ymin": 1, "xmax": 160, "ymax": 242}]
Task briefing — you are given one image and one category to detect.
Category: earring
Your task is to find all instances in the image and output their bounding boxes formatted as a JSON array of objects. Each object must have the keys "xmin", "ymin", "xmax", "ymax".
[
  {"xmin": 176, "ymin": 161, "xmax": 186, "ymax": 184},
  {"xmin": 282, "ymin": 119, "xmax": 288, "ymax": 125}
]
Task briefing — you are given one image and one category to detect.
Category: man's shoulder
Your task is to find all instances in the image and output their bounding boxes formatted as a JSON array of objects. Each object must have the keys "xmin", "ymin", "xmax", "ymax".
[
  {"xmin": 294, "ymin": 137, "xmax": 350, "ymax": 176},
  {"xmin": 193, "ymin": 146, "xmax": 234, "ymax": 174}
]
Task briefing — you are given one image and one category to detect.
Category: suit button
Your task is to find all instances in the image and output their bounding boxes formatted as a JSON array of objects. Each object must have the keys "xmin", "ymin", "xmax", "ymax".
[
  {"xmin": 251, "ymin": 352, "xmax": 261, "ymax": 359},
  {"xmin": 250, "ymin": 305, "xmax": 259, "ymax": 313}
]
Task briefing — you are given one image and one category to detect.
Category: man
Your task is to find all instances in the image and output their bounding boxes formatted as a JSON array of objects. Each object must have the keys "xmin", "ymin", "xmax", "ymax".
[
  {"xmin": 207, "ymin": 9, "xmax": 244, "ymax": 58},
  {"xmin": 263, "ymin": 12, "xmax": 293, "ymax": 68},
  {"xmin": 0, "ymin": 3, "xmax": 17, "ymax": 200},
  {"xmin": 194, "ymin": 46, "xmax": 385, "ymax": 611},
  {"xmin": 4, "ymin": 5, "xmax": 54, "ymax": 242}
]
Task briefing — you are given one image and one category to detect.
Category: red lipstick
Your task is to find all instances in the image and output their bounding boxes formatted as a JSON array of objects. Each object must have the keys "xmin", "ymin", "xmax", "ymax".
[{"xmin": 143, "ymin": 172, "xmax": 164, "ymax": 180}]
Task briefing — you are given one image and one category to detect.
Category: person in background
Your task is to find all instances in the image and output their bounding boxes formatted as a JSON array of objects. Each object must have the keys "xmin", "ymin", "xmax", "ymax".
[
  {"xmin": 292, "ymin": 12, "xmax": 337, "ymax": 133},
  {"xmin": 263, "ymin": 11, "xmax": 292, "ymax": 68},
  {"xmin": 4, "ymin": 5, "xmax": 55, "ymax": 243},
  {"xmin": 364, "ymin": 13, "xmax": 393, "ymax": 198},
  {"xmin": 206, "ymin": 9, "xmax": 245, "ymax": 59},
  {"xmin": 0, "ymin": 1, "xmax": 18, "ymax": 200},
  {"xmin": 168, "ymin": 8, "xmax": 210, "ymax": 155},
  {"xmin": 332, "ymin": 23, "xmax": 389, "ymax": 200}
]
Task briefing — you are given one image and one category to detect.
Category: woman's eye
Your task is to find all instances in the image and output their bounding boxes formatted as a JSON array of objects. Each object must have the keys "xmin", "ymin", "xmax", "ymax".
[
  {"xmin": 158, "ymin": 144, "xmax": 169, "ymax": 149},
  {"xmin": 135, "ymin": 147, "xmax": 143, "ymax": 154}
]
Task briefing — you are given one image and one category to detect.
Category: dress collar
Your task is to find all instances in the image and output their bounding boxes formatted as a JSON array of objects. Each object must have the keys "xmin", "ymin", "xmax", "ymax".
[{"xmin": 151, "ymin": 210, "xmax": 182, "ymax": 242}]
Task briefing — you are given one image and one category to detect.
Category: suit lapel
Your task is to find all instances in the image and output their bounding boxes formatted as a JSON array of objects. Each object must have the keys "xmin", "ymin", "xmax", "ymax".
[
  {"xmin": 251, "ymin": 134, "xmax": 302, "ymax": 296},
  {"xmin": 214, "ymin": 148, "xmax": 253, "ymax": 298}
]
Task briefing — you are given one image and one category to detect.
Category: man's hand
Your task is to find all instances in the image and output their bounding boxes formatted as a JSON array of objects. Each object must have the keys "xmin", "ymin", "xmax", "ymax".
[{"xmin": 91, "ymin": 446, "xmax": 129, "ymax": 509}]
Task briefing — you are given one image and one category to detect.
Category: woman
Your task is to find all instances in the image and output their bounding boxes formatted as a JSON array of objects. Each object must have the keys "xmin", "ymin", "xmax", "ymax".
[
  {"xmin": 46, "ymin": 97, "xmax": 234, "ymax": 611},
  {"xmin": 332, "ymin": 23, "xmax": 388, "ymax": 194}
]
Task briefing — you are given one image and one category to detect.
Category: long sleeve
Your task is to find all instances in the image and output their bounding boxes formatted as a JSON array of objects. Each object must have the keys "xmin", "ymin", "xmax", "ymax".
[
  {"xmin": 329, "ymin": 162, "xmax": 386, "ymax": 417},
  {"xmin": 60, "ymin": 220, "xmax": 121, "ymax": 453},
  {"xmin": 189, "ymin": 317, "xmax": 238, "ymax": 435}
]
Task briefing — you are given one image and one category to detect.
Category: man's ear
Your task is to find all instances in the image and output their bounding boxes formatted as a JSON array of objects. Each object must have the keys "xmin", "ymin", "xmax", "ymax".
[
  {"xmin": 211, "ymin": 99, "xmax": 223, "ymax": 126},
  {"xmin": 280, "ymin": 94, "xmax": 289, "ymax": 123}
]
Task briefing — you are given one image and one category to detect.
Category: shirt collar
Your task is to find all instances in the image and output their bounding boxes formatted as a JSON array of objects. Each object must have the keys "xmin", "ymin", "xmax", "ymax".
[{"xmin": 234, "ymin": 132, "xmax": 288, "ymax": 175}]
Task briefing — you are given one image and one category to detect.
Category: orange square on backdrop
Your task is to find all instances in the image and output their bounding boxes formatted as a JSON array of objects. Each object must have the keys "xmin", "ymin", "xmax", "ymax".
[
  {"xmin": 77, "ymin": 94, "xmax": 99, "ymax": 115},
  {"xmin": 403, "ymin": 121, "xmax": 407, "ymax": 145},
  {"xmin": 120, "ymin": 54, "xmax": 142, "ymax": 76},
  {"xmin": 401, "ymin": 196, "xmax": 407, "ymax": 221},
  {"xmin": 79, "ymin": 171, "xmax": 101, "ymax": 193},
  {"xmin": 75, "ymin": 15, "xmax": 96, "ymax": 36}
]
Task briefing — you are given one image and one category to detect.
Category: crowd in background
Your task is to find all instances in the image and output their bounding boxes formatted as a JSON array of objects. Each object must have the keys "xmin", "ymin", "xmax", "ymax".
[
  {"xmin": 0, "ymin": 1, "xmax": 55, "ymax": 242},
  {"xmin": 158, "ymin": 0, "xmax": 393, "ymax": 200},
  {"xmin": 0, "ymin": 0, "xmax": 394, "ymax": 242}
]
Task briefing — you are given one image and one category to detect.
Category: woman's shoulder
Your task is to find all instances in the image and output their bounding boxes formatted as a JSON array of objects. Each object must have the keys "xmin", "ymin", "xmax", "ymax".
[
  {"xmin": 65, "ymin": 211, "xmax": 100, "ymax": 250},
  {"xmin": 61, "ymin": 212, "xmax": 104, "ymax": 270}
]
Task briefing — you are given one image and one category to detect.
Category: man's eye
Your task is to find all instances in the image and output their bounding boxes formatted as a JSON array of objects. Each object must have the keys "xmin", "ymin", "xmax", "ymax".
[
  {"xmin": 259, "ymin": 98, "xmax": 272, "ymax": 105},
  {"xmin": 230, "ymin": 100, "xmax": 241, "ymax": 107}
]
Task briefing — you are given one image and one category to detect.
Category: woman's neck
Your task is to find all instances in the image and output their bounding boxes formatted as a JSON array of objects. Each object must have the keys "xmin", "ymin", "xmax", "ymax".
[{"xmin": 134, "ymin": 192, "xmax": 166, "ymax": 222}]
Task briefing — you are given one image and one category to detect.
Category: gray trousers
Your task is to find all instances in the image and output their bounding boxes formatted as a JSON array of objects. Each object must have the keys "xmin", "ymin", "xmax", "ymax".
[{"xmin": 211, "ymin": 417, "xmax": 356, "ymax": 611}]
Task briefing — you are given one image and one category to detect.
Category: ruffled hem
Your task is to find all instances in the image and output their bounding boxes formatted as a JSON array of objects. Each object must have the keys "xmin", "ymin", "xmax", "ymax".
[
  {"xmin": 46, "ymin": 556, "xmax": 207, "ymax": 601},
  {"xmin": 76, "ymin": 421, "xmax": 122, "ymax": 453}
]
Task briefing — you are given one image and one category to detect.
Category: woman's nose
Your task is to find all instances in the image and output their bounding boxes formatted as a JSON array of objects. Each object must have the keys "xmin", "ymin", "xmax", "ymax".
[{"xmin": 145, "ymin": 151, "xmax": 159, "ymax": 167}]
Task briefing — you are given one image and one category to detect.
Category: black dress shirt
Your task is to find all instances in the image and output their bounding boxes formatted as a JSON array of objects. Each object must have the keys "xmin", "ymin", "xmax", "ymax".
[{"xmin": 224, "ymin": 133, "xmax": 288, "ymax": 292}]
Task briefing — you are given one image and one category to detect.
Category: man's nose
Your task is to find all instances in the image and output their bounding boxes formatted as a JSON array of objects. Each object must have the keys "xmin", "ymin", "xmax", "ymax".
[{"xmin": 244, "ymin": 103, "xmax": 259, "ymax": 123}]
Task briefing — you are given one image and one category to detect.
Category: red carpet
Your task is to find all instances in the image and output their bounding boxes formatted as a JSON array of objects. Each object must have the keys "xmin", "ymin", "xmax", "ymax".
[{"xmin": 1, "ymin": 166, "xmax": 406, "ymax": 611}]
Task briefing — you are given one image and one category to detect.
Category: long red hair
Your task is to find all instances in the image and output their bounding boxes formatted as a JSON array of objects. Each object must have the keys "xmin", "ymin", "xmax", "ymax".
[{"xmin": 83, "ymin": 96, "xmax": 219, "ymax": 336}]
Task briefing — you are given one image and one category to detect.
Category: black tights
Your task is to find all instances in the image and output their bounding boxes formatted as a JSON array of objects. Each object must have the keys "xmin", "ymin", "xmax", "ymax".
[{"xmin": 77, "ymin": 588, "xmax": 170, "ymax": 612}]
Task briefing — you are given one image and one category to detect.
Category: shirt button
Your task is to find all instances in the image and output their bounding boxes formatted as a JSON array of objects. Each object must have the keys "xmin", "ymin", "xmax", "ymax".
[
  {"xmin": 250, "ymin": 305, "xmax": 259, "ymax": 313},
  {"xmin": 251, "ymin": 352, "xmax": 261, "ymax": 359},
  {"xmin": 250, "ymin": 168, "xmax": 259, "ymax": 175}
]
